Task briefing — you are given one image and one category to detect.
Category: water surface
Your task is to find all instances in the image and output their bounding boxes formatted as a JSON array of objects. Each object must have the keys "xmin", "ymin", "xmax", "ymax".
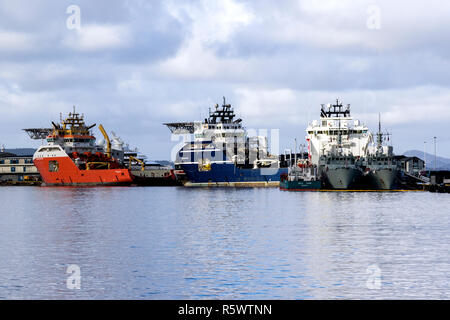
[{"xmin": 0, "ymin": 186, "xmax": 448, "ymax": 299}]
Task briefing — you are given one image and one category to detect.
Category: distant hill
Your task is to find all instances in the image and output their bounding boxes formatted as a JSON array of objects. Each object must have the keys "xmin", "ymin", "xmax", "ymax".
[
  {"xmin": 403, "ymin": 150, "xmax": 450, "ymax": 170},
  {"xmin": 153, "ymin": 160, "xmax": 174, "ymax": 168}
]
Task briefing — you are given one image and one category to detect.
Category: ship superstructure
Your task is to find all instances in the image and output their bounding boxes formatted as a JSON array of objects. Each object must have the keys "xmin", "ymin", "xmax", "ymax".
[
  {"xmin": 32, "ymin": 108, "xmax": 133, "ymax": 186},
  {"xmin": 165, "ymin": 97, "xmax": 286, "ymax": 186},
  {"xmin": 306, "ymin": 100, "xmax": 372, "ymax": 165}
]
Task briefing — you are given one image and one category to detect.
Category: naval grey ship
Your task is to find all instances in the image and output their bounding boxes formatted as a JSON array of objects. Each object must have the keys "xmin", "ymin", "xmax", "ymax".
[
  {"xmin": 364, "ymin": 115, "xmax": 399, "ymax": 190},
  {"xmin": 319, "ymin": 154, "xmax": 363, "ymax": 189}
]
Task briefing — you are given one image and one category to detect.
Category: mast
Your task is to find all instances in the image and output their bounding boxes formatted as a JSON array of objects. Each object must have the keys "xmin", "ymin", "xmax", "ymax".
[
  {"xmin": 376, "ymin": 113, "xmax": 383, "ymax": 154},
  {"xmin": 337, "ymin": 112, "xmax": 342, "ymax": 155},
  {"xmin": 294, "ymin": 138, "xmax": 297, "ymax": 167}
]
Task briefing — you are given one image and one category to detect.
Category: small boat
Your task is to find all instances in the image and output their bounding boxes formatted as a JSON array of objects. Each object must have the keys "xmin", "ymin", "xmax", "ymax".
[{"xmin": 280, "ymin": 159, "xmax": 322, "ymax": 191}]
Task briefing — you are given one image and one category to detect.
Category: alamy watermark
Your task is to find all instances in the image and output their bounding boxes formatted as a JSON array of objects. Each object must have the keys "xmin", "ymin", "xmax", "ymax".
[
  {"xmin": 366, "ymin": 264, "xmax": 381, "ymax": 290},
  {"xmin": 66, "ymin": 5, "xmax": 81, "ymax": 30},
  {"xmin": 366, "ymin": 5, "xmax": 381, "ymax": 30},
  {"xmin": 66, "ymin": 264, "xmax": 81, "ymax": 290},
  {"xmin": 170, "ymin": 128, "xmax": 281, "ymax": 175}
]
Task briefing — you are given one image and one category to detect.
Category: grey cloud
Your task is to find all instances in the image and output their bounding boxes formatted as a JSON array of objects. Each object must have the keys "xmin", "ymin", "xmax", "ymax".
[{"xmin": 1, "ymin": 0, "xmax": 450, "ymax": 158}]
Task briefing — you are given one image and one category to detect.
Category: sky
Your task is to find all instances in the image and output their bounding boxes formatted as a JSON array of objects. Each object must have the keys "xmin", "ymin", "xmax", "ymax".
[{"xmin": 1, "ymin": 0, "xmax": 449, "ymax": 159}]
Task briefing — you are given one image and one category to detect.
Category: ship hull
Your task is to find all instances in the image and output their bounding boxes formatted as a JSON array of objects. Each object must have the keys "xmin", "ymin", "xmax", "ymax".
[
  {"xmin": 34, "ymin": 156, "xmax": 133, "ymax": 186},
  {"xmin": 180, "ymin": 163, "xmax": 287, "ymax": 187},
  {"xmin": 280, "ymin": 180, "xmax": 321, "ymax": 191},
  {"xmin": 131, "ymin": 170, "xmax": 182, "ymax": 186},
  {"xmin": 369, "ymin": 168, "xmax": 398, "ymax": 190},
  {"xmin": 324, "ymin": 167, "xmax": 362, "ymax": 189}
]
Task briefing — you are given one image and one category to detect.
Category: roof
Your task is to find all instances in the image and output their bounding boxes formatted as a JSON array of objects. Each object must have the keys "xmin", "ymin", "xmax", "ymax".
[
  {"xmin": 394, "ymin": 155, "xmax": 424, "ymax": 162},
  {"xmin": 4, "ymin": 148, "xmax": 36, "ymax": 157},
  {"xmin": 0, "ymin": 152, "xmax": 18, "ymax": 158}
]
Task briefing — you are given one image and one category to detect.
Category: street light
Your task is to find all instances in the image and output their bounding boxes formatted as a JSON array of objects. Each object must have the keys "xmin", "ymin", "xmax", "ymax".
[
  {"xmin": 423, "ymin": 141, "xmax": 426, "ymax": 170},
  {"xmin": 433, "ymin": 136, "xmax": 437, "ymax": 171}
]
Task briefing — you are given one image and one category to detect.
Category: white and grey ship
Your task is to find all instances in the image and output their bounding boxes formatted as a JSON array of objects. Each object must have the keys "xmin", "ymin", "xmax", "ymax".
[
  {"xmin": 306, "ymin": 100, "xmax": 371, "ymax": 189},
  {"xmin": 306, "ymin": 99, "xmax": 400, "ymax": 190}
]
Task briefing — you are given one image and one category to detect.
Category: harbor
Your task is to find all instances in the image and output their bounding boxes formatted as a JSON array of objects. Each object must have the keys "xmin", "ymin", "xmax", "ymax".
[
  {"xmin": 2, "ymin": 99, "xmax": 445, "ymax": 192},
  {"xmin": 3, "ymin": 0, "xmax": 450, "ymax": 304}
]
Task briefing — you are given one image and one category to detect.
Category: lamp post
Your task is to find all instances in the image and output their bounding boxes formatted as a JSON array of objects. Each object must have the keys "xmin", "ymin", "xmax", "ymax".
[
  {"xmin": 434, "ymin": 136, "xmax": 437, "ymax": 170},
  {"xmin": 423, "ymin": 141, "xmax": 426, "ymax": 170}
]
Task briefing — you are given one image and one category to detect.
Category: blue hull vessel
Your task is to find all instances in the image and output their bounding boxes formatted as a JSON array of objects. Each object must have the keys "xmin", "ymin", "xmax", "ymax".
[
  {"xmin": 181, "ymin": 163, "xmax": 287, "ymax": 187},
  {"xmin": 165, "ymin": 97, "xmax": 287, "ymax": 187}
]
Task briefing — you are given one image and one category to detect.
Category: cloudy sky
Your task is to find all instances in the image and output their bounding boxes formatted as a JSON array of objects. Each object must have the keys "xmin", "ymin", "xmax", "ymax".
[{"xmin": 1, "ymin": 0, "xmax": 449, "ymax": 159}]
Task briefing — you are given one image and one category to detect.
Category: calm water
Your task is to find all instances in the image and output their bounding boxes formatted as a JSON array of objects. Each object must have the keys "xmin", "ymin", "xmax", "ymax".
[{"xmin": 0, "ymin": 186, "xmax": 449, "ymax": 299}]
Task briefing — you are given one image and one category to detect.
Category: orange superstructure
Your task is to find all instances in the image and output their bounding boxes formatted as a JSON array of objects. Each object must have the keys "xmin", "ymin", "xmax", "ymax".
[{"xmin": 33, "ymin": 108, "xmax": 133, "ymax": 186}]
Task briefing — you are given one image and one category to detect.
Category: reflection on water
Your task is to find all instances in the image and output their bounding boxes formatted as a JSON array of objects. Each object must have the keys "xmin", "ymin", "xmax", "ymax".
[{"xmin": 0, "ymin": 187, "xmax": 449, "ymax": 299}]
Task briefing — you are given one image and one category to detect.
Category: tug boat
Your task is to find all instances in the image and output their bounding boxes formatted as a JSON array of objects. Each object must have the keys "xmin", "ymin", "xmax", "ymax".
[
  {"xmin": 33, "ymin": 109, "xmax": 133, "ymax": 186},
  {"xmin": 280, "ymin": 159, "xmax": 322, "ymax": 191}
]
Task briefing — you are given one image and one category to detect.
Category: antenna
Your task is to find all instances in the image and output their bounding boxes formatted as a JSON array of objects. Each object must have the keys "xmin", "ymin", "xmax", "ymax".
[
  {"xmin": 378, "ymin": 113, "xmax": 381, "ymax": 133},
  {"xmin": 294, "ymin": 138, "xmax": 297, "ymax": 167},
  {"xmin": 377, "ymin": 113, "xmax": 382, "ymax": 153}
]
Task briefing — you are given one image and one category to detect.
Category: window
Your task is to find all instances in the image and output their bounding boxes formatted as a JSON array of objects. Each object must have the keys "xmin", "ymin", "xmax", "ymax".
[
  {"xmin": 11, "ymin": 166, "xmax": 16, "ymax": 172},
  {"xmin": 49, "ymin": 160, "xmax": 59, "ymax": 172},
  {"xmin": 23, "ymin": 166, "xmax": 26, "ymax": 172}
]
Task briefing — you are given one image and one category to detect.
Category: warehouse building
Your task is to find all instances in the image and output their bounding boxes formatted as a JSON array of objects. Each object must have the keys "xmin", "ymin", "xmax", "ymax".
[{"xmin": 0, "ymin": 149, "xmax": 40, "ymax": 182}]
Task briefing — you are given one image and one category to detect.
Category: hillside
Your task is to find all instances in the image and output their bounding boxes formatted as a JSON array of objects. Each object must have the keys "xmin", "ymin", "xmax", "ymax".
[{"xmin": 403, "ymin": 150, "xmax": 450, "ymax": 170}]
